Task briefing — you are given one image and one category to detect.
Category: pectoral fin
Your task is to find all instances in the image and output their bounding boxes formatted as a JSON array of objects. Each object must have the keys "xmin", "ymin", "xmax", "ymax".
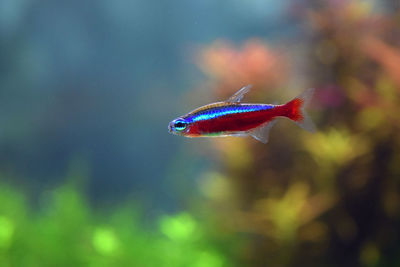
[{"xmin": 249, "ymin": 120, "xmax": 277, "ymax": 144}]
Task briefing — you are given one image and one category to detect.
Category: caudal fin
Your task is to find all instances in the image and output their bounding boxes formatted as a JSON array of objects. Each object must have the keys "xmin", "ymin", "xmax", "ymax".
[{"xmin": 285, "ymin": 88, "xmax": 316, "ymax": 133}]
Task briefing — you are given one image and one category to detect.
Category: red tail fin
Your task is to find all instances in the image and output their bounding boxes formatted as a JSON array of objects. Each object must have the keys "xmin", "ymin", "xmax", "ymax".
[{"xmin": 284, "ymin": 88, "xmax": 316, "ymax": 132}]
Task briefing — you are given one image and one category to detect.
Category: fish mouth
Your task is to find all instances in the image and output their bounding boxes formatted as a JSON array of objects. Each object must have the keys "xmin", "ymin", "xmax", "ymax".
[{"xmin": 168, "ymin": 122, "xmax": 174, "ymax": 134}]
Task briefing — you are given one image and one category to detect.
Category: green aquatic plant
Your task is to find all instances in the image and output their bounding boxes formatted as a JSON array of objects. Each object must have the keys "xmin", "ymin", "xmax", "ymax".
[{"xmin": 0, "ymin": 182, "xmax": 231, "ymax": 267}]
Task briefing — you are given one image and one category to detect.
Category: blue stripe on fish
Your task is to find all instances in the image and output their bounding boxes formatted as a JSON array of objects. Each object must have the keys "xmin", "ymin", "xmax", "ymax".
[{"xmin": 189, "ymin": 104, "xmax": 275, "ymax": 122}]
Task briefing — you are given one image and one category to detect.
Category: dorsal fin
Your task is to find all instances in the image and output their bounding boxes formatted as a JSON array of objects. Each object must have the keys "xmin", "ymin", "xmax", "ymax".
[{"xmin": 226, "ymin": 85, "xmax": 252, "ymax": 103}]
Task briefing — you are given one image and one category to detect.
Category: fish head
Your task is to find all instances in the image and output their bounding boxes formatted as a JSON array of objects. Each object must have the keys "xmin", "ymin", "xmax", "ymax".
[{"xmin": 168, "ymin": 117, "xmax": 191, "ymax": 136}]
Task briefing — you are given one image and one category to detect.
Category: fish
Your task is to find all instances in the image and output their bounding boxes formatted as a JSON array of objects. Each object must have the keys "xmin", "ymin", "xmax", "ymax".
[{"xmin": 168, "ymin": 85, "xmax": 316, "ymax": 143}]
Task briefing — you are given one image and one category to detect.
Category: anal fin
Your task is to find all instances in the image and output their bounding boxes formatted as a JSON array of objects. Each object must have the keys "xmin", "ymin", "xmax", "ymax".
[{"xmin": 249, "ymin": 120, "xmax": 277, "ymax": 144}]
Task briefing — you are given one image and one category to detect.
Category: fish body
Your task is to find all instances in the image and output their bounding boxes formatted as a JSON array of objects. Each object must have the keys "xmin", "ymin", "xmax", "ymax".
[{"xmin": 168, "ymin": 85, "xmax": 315, "ymax": 143}]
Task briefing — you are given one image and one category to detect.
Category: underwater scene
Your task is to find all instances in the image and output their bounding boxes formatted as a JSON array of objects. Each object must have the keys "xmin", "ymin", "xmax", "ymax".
[{"xmin": 0, "ymin": 0, "xmax": 400, "ymax": 266}]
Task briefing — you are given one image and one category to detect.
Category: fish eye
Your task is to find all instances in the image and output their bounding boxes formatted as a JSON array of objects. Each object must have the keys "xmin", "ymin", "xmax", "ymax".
[{"xmin": 174, "ymin": 119, "xmax": 187, "ymax": 131}]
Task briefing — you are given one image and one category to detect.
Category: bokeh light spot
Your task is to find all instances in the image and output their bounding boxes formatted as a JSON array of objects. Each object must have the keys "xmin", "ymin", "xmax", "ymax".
[
  {"xmin": 92, "ymin": 227, "xmax": 119, "ymax": 255},
  {"xmin": 194, "ymin": 251, "xmax": 223, "ymax": 267},
  {"xmin": 199, "ymin": 172, "xmax": 232, "ymax": 201},
  {"xmin": 360, "ymin": 242, "xmax": 380, "ymax": 266},
  {"xmin": 160, "ymin": 213, "xmax": 197, "ymax": 242},
  {"xmin": 0, "ymin": 216, "xmax": 14, "ymax": 248}
]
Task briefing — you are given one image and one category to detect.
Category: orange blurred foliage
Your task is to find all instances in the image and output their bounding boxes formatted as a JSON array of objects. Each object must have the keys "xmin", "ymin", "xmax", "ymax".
[
  {"xmin": 362, "ymin": 36, "xmax": 400, "ymax": 88},
  {"xmin": 196, "ymin": 39, "xmax": 287, "ymax": 98}
]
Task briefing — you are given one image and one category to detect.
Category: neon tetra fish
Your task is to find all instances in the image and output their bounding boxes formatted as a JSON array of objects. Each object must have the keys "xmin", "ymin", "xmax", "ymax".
[{"xmin": 168, "ymin": 85, "xmax": 315, "ymax": 143}]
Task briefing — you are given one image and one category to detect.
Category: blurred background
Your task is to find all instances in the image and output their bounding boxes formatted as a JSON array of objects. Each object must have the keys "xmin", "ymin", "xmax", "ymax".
[{"xmin": 0, "ymin": 0, "xmax": 399, "ymax": 266}]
